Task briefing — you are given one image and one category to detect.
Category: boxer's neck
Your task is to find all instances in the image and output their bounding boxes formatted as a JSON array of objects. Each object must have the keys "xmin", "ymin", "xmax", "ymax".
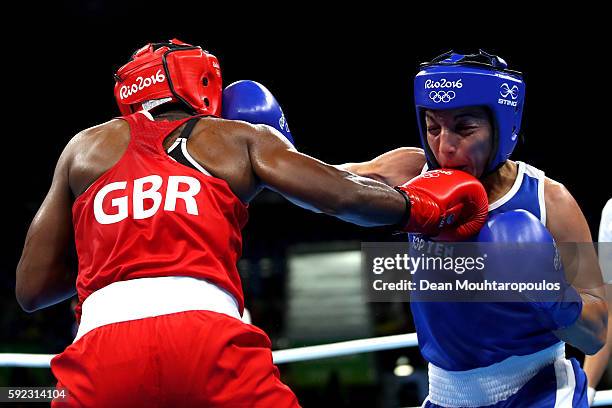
[
  {"xmin": 148, "ymin": 103, "xmax": 192, "ymax": 121},
  {"xmin": 153, "ymin": 110, "xmax": 191, "ymax": 121},
  {"xmin": 482, "ymin": 161, "xmax": 518, "ymax": 204}
]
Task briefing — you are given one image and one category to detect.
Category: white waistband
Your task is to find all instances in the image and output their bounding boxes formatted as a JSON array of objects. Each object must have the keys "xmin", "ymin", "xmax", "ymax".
[
  {"xmin": 75, "ymin": 276, "xmax": 241, "ymax": 342},
  {"xmin": 427, "ymin": 342, "xmax": 565, "ymax": 407}
]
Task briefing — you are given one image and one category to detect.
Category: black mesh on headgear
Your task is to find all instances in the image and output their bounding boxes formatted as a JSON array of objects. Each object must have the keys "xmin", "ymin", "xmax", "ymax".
[{"xmin": 421, "ymin": 49, "xmax": 522, "ymax": 75}]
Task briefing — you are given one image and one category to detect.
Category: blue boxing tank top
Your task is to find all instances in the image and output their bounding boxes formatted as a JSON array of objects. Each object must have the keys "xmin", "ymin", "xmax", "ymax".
[{"xmin": 409, "ymin": 161, "xmax": 561, "ymax": 371}]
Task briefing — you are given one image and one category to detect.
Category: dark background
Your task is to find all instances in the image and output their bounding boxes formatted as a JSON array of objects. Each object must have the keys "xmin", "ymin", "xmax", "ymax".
[{"xmin": 1, "ymin": 5, "xmax": 610, "ymax": 407}]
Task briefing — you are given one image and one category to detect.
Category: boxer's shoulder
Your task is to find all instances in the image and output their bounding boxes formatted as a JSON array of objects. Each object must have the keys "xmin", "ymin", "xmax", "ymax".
[
  {"xmin": 175, "ymin": 117, "xmax": 266, "ymax": 202},
  {"xmin": 543, "ymin": 176, "xmax": 591, "ymax": 242},
  {"xmin": 190, "ymin": 117, "xmax": 288, "ymax": 148},
  {"xmin": 66, "ymin": 119, "xmax": 131, "ymax": 196},
  {"xmin": 67, "ymin": 119, "xmax": 129, "ymax": 156},
  {"xmin": 543, "ymin": 176, "xmax": 573, "ymax": 212},
  {"xmin": 186, "ymin": 117, "xmax": 287, "ymax": 169},
  {"xmin": 365, "ymin": 147, "xmax": 426, "ymax": 186}
]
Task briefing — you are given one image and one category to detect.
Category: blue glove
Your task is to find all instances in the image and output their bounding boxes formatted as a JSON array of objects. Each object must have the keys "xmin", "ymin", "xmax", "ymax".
[
  {"xmin": 222, "ymin": 80, "xmax": 294, "ymax": 145},
  {"xmin": 476, "ymin": 210, "xmax": 583, "ymax": 330}
]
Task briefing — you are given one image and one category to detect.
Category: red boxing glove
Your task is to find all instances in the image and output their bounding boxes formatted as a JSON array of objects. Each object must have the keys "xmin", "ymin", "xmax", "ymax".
[{"xmin": 395, "ymin": 169, "xmax": 488, "ymax": 241}]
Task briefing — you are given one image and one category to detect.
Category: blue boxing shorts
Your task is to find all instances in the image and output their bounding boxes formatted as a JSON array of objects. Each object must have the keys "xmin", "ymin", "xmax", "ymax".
[{"xmin": 422, "ymin": 342, "xmax": 588, "ymax": 407}]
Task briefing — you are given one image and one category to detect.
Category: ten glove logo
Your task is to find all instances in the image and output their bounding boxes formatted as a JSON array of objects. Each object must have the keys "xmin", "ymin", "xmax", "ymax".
[{"xmin": 422, "ymin": 170, "xmax": 454, "ymax": 178}]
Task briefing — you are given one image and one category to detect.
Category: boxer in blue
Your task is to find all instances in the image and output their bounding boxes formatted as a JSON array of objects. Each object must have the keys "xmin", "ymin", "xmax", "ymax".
[{"xmin": 338, "ymin": 51, "xmax": 608, "ymax": 407}]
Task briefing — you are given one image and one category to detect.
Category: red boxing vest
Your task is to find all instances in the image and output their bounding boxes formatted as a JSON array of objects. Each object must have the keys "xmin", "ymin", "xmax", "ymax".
[{"xmin": 72, "ymin": 112, "xmax": 248, "ymax": 321}]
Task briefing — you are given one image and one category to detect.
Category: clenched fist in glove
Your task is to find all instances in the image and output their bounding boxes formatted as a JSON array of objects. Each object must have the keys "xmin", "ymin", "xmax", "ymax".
[{"xmin": 395, "ymin": 169, "xmax": 488, "ymax": 241}]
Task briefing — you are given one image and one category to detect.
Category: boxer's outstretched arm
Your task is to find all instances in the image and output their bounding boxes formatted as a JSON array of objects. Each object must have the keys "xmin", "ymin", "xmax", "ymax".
[
  {"xmin": 246, "ymin": 125, "xmax": 407, "ymax": 227},
  {"xmin": 16, "ymin": 142, "xmax": 76, "ymax": 312},
  {"xmin": 546, "ymin": 179, "xmax": 608, "ymax": 355},
  {"xmin": 337, "ymin": 147, "xmax": 427, "ymax": 187}
]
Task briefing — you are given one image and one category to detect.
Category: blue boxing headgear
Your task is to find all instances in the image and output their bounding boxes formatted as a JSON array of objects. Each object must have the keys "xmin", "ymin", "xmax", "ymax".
[{"xmin": 414, "ymin": 50, "xmax": 525, "ymax": 177}]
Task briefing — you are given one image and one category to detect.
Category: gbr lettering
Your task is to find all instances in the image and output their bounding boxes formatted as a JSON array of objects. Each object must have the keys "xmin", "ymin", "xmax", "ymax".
[{"xmin": 94, "ymin": 175, "xmax": 201, "ymax": 225}]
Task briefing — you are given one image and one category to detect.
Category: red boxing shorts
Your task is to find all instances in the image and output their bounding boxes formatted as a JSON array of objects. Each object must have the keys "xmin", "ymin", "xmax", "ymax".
[
  {"xmin": 51, "ymin": 310, "xmax": 299, "ymax": 407},
  {"xmin": 50, "ymin": 277, "xmax": 299, "ymax": 407}
]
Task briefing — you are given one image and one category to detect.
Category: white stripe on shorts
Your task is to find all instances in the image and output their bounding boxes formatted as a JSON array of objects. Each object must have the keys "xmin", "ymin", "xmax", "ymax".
[{"xmin": 554, "ymin": 358, "xmax": 576, "ymax": 408}]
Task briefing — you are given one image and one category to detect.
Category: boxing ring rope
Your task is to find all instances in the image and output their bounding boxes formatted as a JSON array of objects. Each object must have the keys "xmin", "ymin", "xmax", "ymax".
[
  {"xmin": 1, "ymin": 333, "xmax": 611, "ymax": 406},
  {"xmin": 272, "ymin": 332, "xmax": 418, "ymax": 364}
]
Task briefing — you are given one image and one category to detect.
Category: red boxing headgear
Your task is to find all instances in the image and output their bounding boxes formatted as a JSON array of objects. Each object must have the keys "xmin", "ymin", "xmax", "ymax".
[{"xmin": 113, "ymin": 39, "xmax": 222, "ymax": 116}]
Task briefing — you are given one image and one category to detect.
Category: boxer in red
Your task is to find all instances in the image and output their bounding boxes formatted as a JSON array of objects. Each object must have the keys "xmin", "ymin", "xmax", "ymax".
[{"xmin": 16, "ymin": 39, "xmax": 488, "ymax": 407}]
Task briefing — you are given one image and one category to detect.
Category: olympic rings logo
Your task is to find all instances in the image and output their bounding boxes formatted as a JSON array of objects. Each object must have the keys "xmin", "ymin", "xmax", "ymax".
[
  {"xmin": 499, "ymin": 83, "xmax": 519, "ymax": 100},
  {"xmin": 428, "ymin": 91, "xmax": 456, "ymax": 103}
]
